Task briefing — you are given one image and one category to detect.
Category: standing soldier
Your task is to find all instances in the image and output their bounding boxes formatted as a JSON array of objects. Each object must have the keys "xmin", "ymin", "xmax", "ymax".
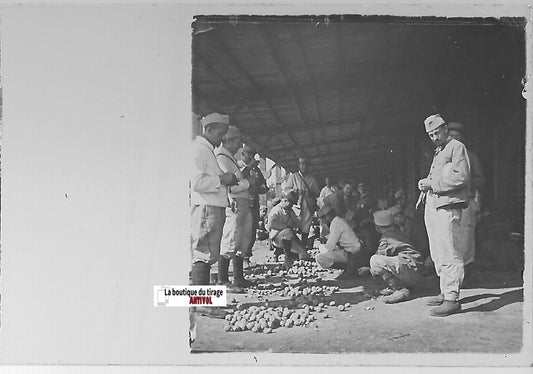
[
  {"xmin": 239, "ymin": 143, "xmax": 269, "ymax": 269},
  {"xmin": 215, "ymin": 126, "xmax": 256, "ymax": 290},
  {"xmin": 190, "ymin": 112, "xmax": 238, "ymax": 286},
  {"xmin": 317, "ymin": 176, "xmax": 337, "ymax": 208},
  {"xmin": 189, "ymin": 112, "xmax": 238, "ymax": 344},
  {"xmin": 284, "ymin": 157, "xmax": 320, "ymax": 250},
  {"xmin": 418, "ymin": 114, "xmax": 470, "ymax": 317},
  {"xmin": 447, "ymin": 122, "xmax": 485, "ymax": 284}
]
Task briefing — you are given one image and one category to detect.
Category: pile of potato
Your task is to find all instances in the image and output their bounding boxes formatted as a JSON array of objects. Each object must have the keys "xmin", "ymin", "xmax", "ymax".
[
  {"xmin": 287, "ymin": 260, "xmax": 327, "ymax": 278},
  {"xmin": 246, "ymin": 279, "xmax": 340, "ymax": 302},
  {"xmin": 223, "ymin": 256, "xmax": 357, "ymax": 333},
  {"xmin": 247, "ymin": 260, "xmax": 327, "ymax": 281},
  {"xmin": 223, "ymin": 301, "xmax": 352, "ymax": 333}
]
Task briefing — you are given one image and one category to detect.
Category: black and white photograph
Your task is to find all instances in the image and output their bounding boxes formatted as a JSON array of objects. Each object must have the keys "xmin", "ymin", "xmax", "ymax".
[
  {"xmin": 0, "ymin": 1, "xmax": 530, "ymax": 372},
  {"xmin": 190, "ymin": 12, "xmax": 530, "ymax": 357}
]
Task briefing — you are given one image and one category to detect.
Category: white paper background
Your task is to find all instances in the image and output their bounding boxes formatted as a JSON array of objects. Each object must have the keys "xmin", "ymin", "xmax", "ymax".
[{"xmin": 0, "ymin": 4, "xmax": 190, "ymax": 365}]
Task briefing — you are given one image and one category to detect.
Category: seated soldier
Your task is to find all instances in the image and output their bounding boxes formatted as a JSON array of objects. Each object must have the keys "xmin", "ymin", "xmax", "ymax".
[
  {"xmin": 316, "ymin": 205, "xmax": 363, "ymax": 279},
  {"xmin": 266, "ymin": 191, "xmax": 309, "ymax": 269},
  {"xmin": 390, "ymin": 202, "xmax": 431, "ymax": 268},
  {"xmin": 364, "ymin": 210, "xmax": 423, "ymax": 303}
]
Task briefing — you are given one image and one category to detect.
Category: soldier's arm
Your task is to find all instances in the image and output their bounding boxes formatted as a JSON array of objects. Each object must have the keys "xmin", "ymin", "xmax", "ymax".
[
  {"xmin": 191, "ymin": 153, "xmax": 221, "ymax": 193},
  {"xmin": 216, "ymin": 154, "xmax": 249, "ymax": 193},
  {"xmin": 324, "ymin": 221, "xmax": 340, "ymax": 251}
]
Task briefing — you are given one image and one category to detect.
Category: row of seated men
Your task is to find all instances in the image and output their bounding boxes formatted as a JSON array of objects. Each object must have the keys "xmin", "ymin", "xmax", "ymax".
[
  {"xmin": 268, "ymin": 177, "xmax": 429, "ymax": 262},
  {"xmin": 266, "ymin": 189, "xmax": 424, "ymax": 303}
]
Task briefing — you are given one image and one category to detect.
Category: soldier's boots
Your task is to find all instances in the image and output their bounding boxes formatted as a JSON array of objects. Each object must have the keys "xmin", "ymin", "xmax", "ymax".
[
  {"xmin": 381, "ymin": 271, "xmax": 411, "ymax": 304},
  {"xmin": 217, "ymin": 256, "xmax": 246, "ymax": 293},
  {"xmin": 379, "ymin": 287, "xmax": 394, "ymax": 296},
  {"xmin": 232, "ymin": 255, "xmax": 256, "ymax": 289},
  {"xmin": 383, "ymin": 288, "xmax": 411, "ymax": 304},
  {"xmin": 426, "ymin": 293, "xmax": 444, "ymax": 306},
  {"xmin": 192, "ymin": 261, "xmax": 228, "ymax": 318},
  {"xmin": 282, "ymin": 240, "xmax": 295, "ymax": 270},
  {"xmin": 430, "ymin": 300, "xmax": 461, "ymax": 317},
  {"xmin": 191, "ymin": 261, "xmax": 211, "ymax": 285},
  {"xmin": 217, "ymin": 256, "xmax": 230, "ymax": 285}
]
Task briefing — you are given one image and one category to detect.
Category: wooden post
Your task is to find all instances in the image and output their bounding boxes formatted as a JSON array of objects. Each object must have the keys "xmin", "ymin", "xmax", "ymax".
[{"xmin": 492, "ymin": 126, "xmax": 499, "ymax": 204}]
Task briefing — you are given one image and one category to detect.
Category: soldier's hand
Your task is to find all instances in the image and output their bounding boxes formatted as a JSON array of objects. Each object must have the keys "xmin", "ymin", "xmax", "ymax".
[
  {"xmin": 418, "ymin": 178, "xmax": 431, "ymax": 191},
  {"xmin": 220, "ymin": 172, "xmax": 238, "ymax": 186}
]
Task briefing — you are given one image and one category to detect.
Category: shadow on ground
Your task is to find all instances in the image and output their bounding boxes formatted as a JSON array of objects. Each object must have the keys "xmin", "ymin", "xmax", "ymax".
[{"xmin": 459, "ymin": 288, "xmax": 523, "ymax": 313}]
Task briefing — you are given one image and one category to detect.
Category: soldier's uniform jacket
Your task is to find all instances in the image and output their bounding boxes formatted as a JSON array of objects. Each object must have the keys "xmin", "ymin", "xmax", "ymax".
[
  {"xmin": 376, "ymin": 230, "xmax": 423, "ymax": 270},
  {"xmin": 427, "ymin": 137, "xmax": 471, "ymax": 209}
]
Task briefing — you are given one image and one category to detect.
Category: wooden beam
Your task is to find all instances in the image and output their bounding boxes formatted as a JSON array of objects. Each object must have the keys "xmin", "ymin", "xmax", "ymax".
[
  {"xmin": 282, "ymin": 149, "xmax": 392, "ymax": 174},
  {"xmin": 313, "ymin": 159, "xmax": 376, "ymax": 171},
  {"xmin": 336, "ymin": 23, "xmax": 345, "ymax": 122},
  {"xmin": 310, "ymin": 158, "xmax": 387, "ymax": 175},
  {"xmin": 268, "ymin": 134, "xmax": 401, "ymax": 154},
  {"xmin": 195, "ymin": 61, "xmax": 433, "ymax": 106},
  {"xmin": 259, "ymin": 24, "xmax": 311, "ymax": 126},
  {"xmin": 292, "ymin": 25, "xmax": 326, "ymax": 143},
  {"xmin": 251, "ymin": 107, "xmax": 428, "ymax": 137},
  {"xmin": 259, "ymin": 24, "xmax": 325, "ymax": 156},
  {"xmin": 208, "ymin": 31, "xmax": 308, "ymax": 158},
  {"xmin": 193, "ymin": 49, "xmax": 282, "ymax": 137},
  {"xmin": 193, "ymin": 87, "xmax": 276, "ymax": 158},
  {"xmin": 312, "ymin": 164, "xmax": 374, "ymax": 178},
  {"xmin": 302, "ymin": 145, "xmax": 398, "ymax": 163}
]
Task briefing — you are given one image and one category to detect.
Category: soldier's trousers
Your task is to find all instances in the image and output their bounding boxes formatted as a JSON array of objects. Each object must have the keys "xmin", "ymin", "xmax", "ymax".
[{"xmin": 424, "ymin": 193, "xmax": 464, "ymax": 302}]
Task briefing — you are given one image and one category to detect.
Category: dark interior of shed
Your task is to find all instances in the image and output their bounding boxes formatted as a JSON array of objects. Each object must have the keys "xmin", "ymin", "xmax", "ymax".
[{"xmin": 191, "ymin": 15, "xmax": 526, "ymax": 243}]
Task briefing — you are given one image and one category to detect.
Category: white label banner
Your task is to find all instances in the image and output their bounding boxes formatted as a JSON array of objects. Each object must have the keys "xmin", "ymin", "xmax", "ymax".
[{"xmin": 154, "ymin": 285, "xmax": 227, "ymax": 307}]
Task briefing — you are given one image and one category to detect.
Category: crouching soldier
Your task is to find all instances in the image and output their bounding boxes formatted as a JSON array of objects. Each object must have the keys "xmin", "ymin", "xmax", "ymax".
[
  {"xmin": 368, "ymin": 210, "xmax": 423, "ymax": 303},
  {"xmin": 316, "ymin": 205, "xmax": 363, "ymax": 279},
  {"xmin": 266, "ymin": 191, "xmax": 309, "ymax": 269}
]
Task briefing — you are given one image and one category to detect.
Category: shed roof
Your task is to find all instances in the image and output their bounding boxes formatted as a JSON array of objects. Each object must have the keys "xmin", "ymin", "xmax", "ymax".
[{"xmin": 192, "ymin": 15, "xmax": 525, "ymax": 182}]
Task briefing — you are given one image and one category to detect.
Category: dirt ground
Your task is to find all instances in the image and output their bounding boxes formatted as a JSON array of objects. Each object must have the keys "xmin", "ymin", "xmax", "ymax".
[{"xmin": 191, "ymin": 240, "xmax": 524, "ymax": 354}]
